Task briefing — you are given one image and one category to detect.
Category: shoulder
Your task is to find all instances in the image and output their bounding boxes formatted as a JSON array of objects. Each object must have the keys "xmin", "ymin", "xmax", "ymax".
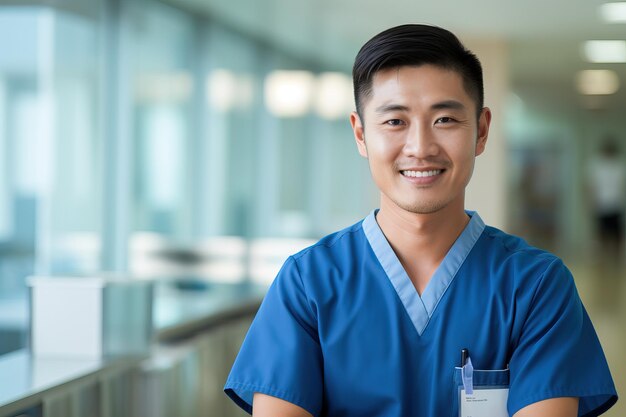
[
  {"xmin": 478, "ymin": 225, "xmax": 571, "ymax": 288},
  {"xmin": 482, "ymin": 225, "xmax": 559, "ymax": 262},
  {"xmin": 273, "ymin": 218, "xmax": 368, "ymax": 296},
  {"xmin": 290, "ymin": 218, "xmax": 367, "ymax": 264}
]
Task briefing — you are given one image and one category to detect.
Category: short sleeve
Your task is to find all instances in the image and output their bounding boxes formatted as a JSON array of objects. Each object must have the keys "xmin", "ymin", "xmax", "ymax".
[
  {"xmin": 508, "ymin": 259, "xmax": 618, "ymax": 416},
  {"xmin": 224, "ymin": 256, "xmax": 323, "ymax": 416}
]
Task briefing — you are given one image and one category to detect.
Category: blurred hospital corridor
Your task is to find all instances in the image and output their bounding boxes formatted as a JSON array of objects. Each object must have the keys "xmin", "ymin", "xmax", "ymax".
[{"xmin": 0, "ymin": 0, "xmax": 626, "ymax": 416}]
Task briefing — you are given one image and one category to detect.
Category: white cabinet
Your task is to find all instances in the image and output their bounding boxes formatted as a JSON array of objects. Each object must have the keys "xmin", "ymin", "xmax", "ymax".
[{"xmin": 1, "ymin": 298, "xmax": 258, "ymax": 417}]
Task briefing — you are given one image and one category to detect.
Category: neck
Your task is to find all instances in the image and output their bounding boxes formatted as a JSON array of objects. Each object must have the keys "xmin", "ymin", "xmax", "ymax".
[
  {"xmin": 375, "ymin": 196, "xmax": 470, "ymax": 294},
  {"xmin": 376, "ymin": 198, "xmax": 470, "ymax": 249}
]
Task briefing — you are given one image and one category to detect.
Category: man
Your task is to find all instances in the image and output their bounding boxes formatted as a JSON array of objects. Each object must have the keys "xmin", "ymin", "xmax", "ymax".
[
  {"xmin": 587, "ymin": 136, "xmax": 625, "ymax": 265},
  {"xmin": 225, "ymin": 24, "xmax": 617, "ymax": 417}
]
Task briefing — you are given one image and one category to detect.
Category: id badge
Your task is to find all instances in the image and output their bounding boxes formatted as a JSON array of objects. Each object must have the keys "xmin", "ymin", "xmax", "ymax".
[
  {"xmin": 460, "ymin": 387, "xmax": 509, "ymax": 417},
  {"xmin": 455, "ymin": 353, "xmax": 510, "ymax": 417}
]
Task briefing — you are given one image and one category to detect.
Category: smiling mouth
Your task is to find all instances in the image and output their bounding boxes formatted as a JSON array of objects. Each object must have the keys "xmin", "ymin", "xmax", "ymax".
[{"xmin": 401, "ymin": 169, "xmax": 444, "ymax": 178}]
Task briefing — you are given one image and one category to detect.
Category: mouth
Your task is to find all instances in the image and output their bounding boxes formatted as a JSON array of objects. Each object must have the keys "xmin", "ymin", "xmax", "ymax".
[{"xmin": 400, "ymin": 169, "xmax": 444, "ymax": 178}]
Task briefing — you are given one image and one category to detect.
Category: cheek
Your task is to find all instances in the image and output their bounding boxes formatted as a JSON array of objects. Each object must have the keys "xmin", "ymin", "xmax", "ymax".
[
  {"xmin": 450, "ymin": 133, "xmax": 477, "ymax": 155},
  {"xmin": 448, "ymin": 142, "xmax": 477, "ymax": 171},
  {"xmin": 367, "ymin": 136, "xmax": 400, "ymax": 161},
  {"xmin": 364, "ymin": 141, "xmax": 398, "ymax": 180},
  {"xmin": 457, "ymin": 151, "xmax": 477, "ymax": 177}
]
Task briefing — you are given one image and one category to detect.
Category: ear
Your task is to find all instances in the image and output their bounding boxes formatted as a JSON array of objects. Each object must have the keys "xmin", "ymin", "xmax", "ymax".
[
  {"xmin": 350, "ymin": 111, "xmax": 368, "ymax": 158},
  {"xmin": 475, "ymin": 107, "xmax": 491, "ymax": 157}
]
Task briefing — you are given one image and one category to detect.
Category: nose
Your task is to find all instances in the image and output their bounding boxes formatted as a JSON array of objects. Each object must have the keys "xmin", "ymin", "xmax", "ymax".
[{"xmin": 402, "ymin": 123, "xmax": 439, "ymax": 158}]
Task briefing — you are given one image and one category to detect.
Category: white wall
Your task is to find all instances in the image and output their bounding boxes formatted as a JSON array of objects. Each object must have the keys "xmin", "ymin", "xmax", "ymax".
[{"xmin": 464, "ymin": 39, "xmax": 510, "ymax": 230}]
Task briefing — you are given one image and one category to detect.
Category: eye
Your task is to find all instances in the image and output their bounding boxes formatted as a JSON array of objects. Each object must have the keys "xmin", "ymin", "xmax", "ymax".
[
  {"xmin": 435, "ymin": 117, "xmax": 454, "ymax": 124},
  {"xmin": 384, "ymin": 119, "xmax": 405, "ymax": 126}
]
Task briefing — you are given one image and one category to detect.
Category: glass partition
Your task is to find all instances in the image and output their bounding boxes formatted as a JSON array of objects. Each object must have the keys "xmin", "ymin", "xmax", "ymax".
[
  {"xmin": 0, "ymin": 0, "xmax": 368, "ymax": 356},
  {"xmin": 0, "ymin": 4, "xmax": 102, "ymax": 355}
]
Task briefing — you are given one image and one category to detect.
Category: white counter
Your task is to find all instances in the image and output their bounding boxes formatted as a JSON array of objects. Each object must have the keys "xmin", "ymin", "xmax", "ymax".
[{"xmin": 0, "ymin": 281, "xmax": 265, "ymax": 417}]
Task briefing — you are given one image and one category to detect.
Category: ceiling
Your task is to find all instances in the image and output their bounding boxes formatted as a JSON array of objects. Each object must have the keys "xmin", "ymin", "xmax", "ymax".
[{"xmin": 165, "ymin": 0, "xmax": 626, "ymax": 115}]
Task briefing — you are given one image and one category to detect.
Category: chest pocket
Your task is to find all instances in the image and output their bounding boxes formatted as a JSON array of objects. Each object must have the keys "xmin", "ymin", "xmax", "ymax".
[
  {"xmin": 454, "ymin": 366, "xmax": 510, "ymax": 387},
  {"xmin": 454, "ymin": 367, "xmax": 510, "ymax": 417}
]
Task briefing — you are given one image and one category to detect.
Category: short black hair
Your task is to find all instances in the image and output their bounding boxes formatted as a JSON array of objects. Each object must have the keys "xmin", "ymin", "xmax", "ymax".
[{"xmin": 352, "ymin": 24, "xmax": 484, "ymax": 118}]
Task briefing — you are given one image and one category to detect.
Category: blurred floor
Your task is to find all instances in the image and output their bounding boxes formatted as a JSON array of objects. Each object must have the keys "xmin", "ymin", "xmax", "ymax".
[{"xmin": 568, "ymin": 255, "xmax": 625, "ymax": 416}]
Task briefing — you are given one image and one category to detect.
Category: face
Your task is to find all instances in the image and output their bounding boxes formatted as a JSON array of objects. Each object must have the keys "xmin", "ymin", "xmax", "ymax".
[{"xmin": 350, "ymin": 65, "xmax": 491, "ymax": 216}]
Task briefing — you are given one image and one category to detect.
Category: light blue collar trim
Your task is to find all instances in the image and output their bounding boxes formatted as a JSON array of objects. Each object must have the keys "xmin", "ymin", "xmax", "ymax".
[{"xmin": 362, "ymin": 209, "xmax": 485, "ymax": 336}]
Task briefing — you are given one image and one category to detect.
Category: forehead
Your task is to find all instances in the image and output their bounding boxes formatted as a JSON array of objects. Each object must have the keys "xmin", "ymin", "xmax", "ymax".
[{"xmin": 365, "ymin": 65, "xmax": 474, "ymax": 111}]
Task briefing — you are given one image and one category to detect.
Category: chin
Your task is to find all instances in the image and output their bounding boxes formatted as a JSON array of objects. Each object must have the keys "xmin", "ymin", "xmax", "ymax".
[{"xmin": 397, "ymin": 200, "xmax": 447, "ymax": 215}]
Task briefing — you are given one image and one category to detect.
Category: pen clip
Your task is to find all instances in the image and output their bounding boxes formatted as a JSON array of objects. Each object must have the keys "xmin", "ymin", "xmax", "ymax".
[{"xmin": 462, "ymin": 356, "xmax": 474, "ymax": 395}]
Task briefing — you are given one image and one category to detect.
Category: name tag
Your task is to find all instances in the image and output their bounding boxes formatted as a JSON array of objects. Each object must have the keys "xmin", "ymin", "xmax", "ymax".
[{"xmin": 460, "ymin": 387, "xmax": 509, "ymax": 417}]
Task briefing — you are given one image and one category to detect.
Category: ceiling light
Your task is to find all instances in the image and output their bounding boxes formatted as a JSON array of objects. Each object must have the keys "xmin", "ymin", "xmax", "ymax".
[
  {"xmin": 207, "ymin": 70, "xmax": 237, "ymax": 112},
  {"xmin": 265, "ymin": 70, "xmax": 314, "ymax": 117},
  {"xmin": 314, "ymin": 72, "xmax": 354, "ymax": 120},
  {"xmin": 599, "ymin": 2, "xmax": 626, "ymax": 23},
  {"xmin": 582, "ymin": 40, "xmax": 626, "ymax": 63},
  {"xmin": 206, "ymin": 70, "xmax": 255, "ymax": 112},
  {"xmin": 575, "ymin": 70, "xmax": 620, "ymax": 95}
]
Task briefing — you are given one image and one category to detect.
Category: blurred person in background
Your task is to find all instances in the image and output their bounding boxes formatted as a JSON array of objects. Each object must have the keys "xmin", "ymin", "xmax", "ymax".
[{"xmin": 587, "ymin": 136, "xmax": 626, "ymax": 267}]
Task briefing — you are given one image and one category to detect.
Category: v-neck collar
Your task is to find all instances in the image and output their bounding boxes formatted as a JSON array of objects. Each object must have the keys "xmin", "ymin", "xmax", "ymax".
[{"xmin": 362, "ymin": 209, "xmax": 485, "ymax": 336}]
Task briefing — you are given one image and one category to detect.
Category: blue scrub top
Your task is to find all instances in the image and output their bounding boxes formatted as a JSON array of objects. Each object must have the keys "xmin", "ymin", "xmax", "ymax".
[{"xmin": 225, "ymin": 211, "xmax": 617, "ymax": 416}]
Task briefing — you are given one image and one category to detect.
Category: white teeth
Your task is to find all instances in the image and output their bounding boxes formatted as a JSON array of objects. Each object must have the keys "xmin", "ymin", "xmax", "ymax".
[{"xmin": 402, "ymin": 170, "xmax": 442, "ymax": 178}]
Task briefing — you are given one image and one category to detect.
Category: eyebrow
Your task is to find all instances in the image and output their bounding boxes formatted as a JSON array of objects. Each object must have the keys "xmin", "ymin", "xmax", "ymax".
[
  {"xmin": 430, "ymin": 100, "xmax": 466, "ymax": 111},
  {"xmin": 374, "ymin": 100, "xmax": 466, "ymax": 115},
  {"xmin": 374, "ymin": 104, "xmax": 410, "ymax": 114}
]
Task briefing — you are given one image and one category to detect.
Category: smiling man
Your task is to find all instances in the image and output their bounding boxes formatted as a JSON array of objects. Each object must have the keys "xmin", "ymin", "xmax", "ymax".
[{"xmin": 225, "ymin": 24, "xmax": 617, "ymax": 417}]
